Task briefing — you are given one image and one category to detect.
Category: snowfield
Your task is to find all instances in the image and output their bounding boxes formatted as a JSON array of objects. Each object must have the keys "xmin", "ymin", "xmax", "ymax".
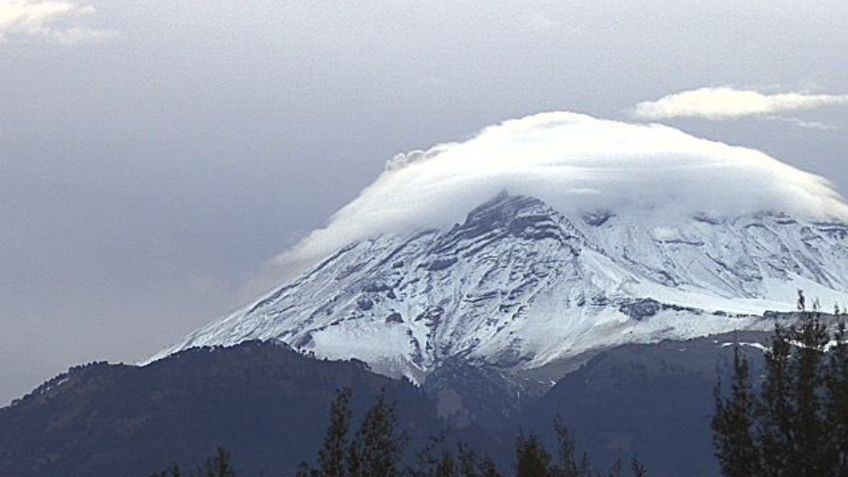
[{"xmin": 149, "ymin": 193, "xmax": 848, "ymax": 384}]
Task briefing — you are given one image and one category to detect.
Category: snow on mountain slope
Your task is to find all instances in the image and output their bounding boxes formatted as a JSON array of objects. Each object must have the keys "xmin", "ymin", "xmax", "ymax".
[{"xmin": 150, "ymin": 192, "xmax": 848, "ymax": 384}]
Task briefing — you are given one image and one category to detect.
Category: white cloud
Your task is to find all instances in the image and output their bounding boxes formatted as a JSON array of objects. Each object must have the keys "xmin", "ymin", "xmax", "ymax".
[
  {"xmin": 632, "ymin": 87, "xmax": 848, "ymax": 120},
  {"xmin": 764, "ymin": 115, "xmax": 839, "ymax": 131},
  {"xmin": 259, "ymin": 112, "xmax": 847, "ymax": 283},
  {"xmin": 0, "ymin": 0, "xmax": 113, "ymax": 44}
]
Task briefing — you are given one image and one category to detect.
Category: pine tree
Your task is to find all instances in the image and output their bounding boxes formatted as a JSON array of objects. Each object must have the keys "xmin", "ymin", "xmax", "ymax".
[
  {"xmin": 712, "ymin": 347, "xmax": 759, "ymax": 477},
  {"xmin": 827, "ymin": 323, "xmax": 848, "ymax": 473},
  {"xmin": 758, "ymin": 324, "xmax": 794, "ymax": 476},
  {"xmin": 713, "ymin": 316, "xmax": 842, "ymax": 476},
  {"xmin": 629, "ymin": 456, "xmax": 647, "ymax": 477},
  {"xmin": 457, "ymin": 444, "xmax": 503, "ymax": 477},
  {"xmin": 515, "ymin": 434, "xmax": 552, "ymax": 477},
  {"xmin": 199, "ymin": 447, "xmax": 235, "ymax": 477},
  {"xmin": 349, "ymin": 390, "xmax": 404, "ymax": 477},
  {"xmin": 551, "ymin": 417, "xmax": 592, "ymax": 477},
  {"xmin": 790, "ymin": 318, "xmax": 832, "ymax": 475},
  {"xmin": 409, "ymin": 438, "xmax": 503, "ymax": 477},
  {"xmin": 319, "ymin": 388, "xmax": 353, "ymax": 477}
]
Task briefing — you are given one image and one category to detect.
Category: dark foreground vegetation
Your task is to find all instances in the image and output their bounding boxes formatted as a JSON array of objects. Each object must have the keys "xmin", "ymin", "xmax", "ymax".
[
  {"xmin": 713, "ymin": 317, "xmax": 848, "ymax": 477},
  {"xmin": 151, "ymin": 387, "xmax": 647, "ymax": 477},
  {"xmin": 3, "ymin": 313, "xmax": 846, "ymax": 476},
  {"xmin": 150, "ymin": 314, "xmax": 848, "ymax": 477}
]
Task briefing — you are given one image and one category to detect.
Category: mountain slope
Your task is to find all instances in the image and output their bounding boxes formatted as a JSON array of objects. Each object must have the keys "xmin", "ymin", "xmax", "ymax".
[
  {"xmin": 5, "ymin": 325, "xmax": 819, "ymax": 477},
  {"xmin": 0, "ymin": 341, "xmax": 443, "ymax": 477},
  {"xmin": 152, "ymin": 193, "xmax": 848, "ymax": 386},
  {"xmin": 514, "ymin": 330, "xmax": 771, "ymax": 477}
]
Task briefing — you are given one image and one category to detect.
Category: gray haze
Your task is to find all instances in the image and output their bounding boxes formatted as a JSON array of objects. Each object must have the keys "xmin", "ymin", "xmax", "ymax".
[{"xmin": 1, "ymin": 0, "xmax": 847, "ymax": 404}]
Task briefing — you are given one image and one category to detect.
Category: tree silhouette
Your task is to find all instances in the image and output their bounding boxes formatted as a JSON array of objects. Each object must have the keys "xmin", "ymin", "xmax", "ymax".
[
  {"xmin": 149, "ymin": 447, "xmax": 233, "ymax": 477},
  {"xmin": 713, "ymin": 316, "xmax": 847, "ymax": 476},
  {"xmin": 515, "ymin": 434, "xmax": 553, "ymax": 477},
  {"xmin": 319, "ymin": 388, "xmax": 353, "ymax": 477},
  {"xmin": 153, "ymin": 391, "xmax": 649, "ymax": 477},
  {"xmin": 349, "ymin": 390, "xmax": 405, "ymax": 477},
  {"xmin": 712, "ymin": 347, "xmax": 759, "ymax": 477},
  {"xmin": 201, "ymin": 448, "xmax": 236, "ymax": 477},
  {"xmin": 410, "ymin": 437, "xmax": 504, "ymax": 477},
  {"xmin": 551, "ymin": 417, "xmax": 592, "ymax": 477}
]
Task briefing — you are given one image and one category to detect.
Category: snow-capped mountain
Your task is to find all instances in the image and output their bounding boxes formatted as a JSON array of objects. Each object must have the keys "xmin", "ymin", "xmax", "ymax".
[{"xmin": 151, "ymin": 192, "xmax": 848, "ymax": 384}]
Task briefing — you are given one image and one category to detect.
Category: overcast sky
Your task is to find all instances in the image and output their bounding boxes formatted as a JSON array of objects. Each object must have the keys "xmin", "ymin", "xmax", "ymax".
[{"xmin": 1, "ymin": 0, "xmax": 847, "ymax": 404}]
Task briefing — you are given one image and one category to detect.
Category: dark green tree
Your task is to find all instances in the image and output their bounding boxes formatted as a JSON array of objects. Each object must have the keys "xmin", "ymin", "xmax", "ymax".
[
  {"xmin": 712, "ymin": 347, "xmax": 759, "ymax": 477},
  {"xmin": 551, "ymin": 417, "xmax": 592, "ymax": 477},
  {"xmin": 150, "ymin": 448, "xmax": 232, "ymax": 477},
  {"xmin": 714, "ymin": 316, "xmax": 843, "ymax": 477},
  {"xmin": 515, "ymin": 434, "xmax": 553, "ymax": 477},
  {"xmin": 457, "ymin": 444, "xmax": 503, "ymax": 477},
  {"xmin": 349, "ymin": 390, "xmax": 404, "ymax": 477},
  {"xmin": 200, "ymin": 447, "xmax": 235, "ymax": 477},
  {"xmin": 827, "ymin": 323, "xmax": 848, "ymax": 473},
  {"xmin": 629, "ymin": 456, "xmax": 647, "ymax": 477},
  {"xmin": 410, "ymin": 438, "xmax": 503, "ymax": 477},
  {"xmin": 790, "ymin": 320, "xmax": 832, "ymax": 475},
  {"xmin": 758, "ymin": 324, "xmax": 794, "ymax": 476},
  {"xmin": 319, "ymin": 388, "xmax": 353, "ymax": 477}
]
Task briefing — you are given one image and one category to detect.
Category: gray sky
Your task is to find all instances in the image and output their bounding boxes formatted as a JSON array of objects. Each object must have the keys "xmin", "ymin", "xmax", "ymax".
[{"xmin": 2, "ymin": 0, "xmax": 847, "ymax": 404}]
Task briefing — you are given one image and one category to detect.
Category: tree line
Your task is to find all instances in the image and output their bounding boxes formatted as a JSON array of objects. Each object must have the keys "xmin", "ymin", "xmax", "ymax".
[
  {"xmin": 150, "ymin": 387, "xmax": 646, "ymax": 477},
  {"xmin": 713, "ymin": 316, "xmax": 848, "ymax": 477},
  {"xmin": 152, "ymin": 313, "xmax": 848, "ymax": 477}
]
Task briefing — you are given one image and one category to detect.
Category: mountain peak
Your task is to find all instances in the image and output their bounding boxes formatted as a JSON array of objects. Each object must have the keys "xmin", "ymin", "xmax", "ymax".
[
  {"xmin": 428, "ymin": 192, "xmax": 578, "ymax": 256},
  {"xmin": 154, "ymin": 194, "xmax": 848, "ymax": 388},
  {"xmin": 464, "ymin": 191, "xmax": 552, "ymax": 223}
]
